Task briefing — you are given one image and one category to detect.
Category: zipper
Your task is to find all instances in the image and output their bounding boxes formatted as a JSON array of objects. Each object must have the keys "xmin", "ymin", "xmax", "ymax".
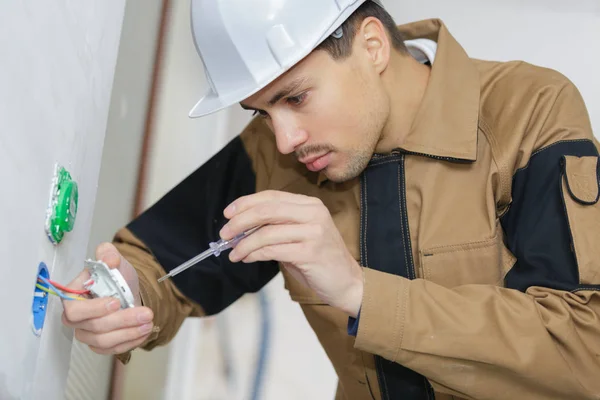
[
  {"xmin": 401, "ymin": 149, "xmax": 471, "ymax": 163},
  {"xmin": 373, "ymin": 150, "xmax": 468, "ymax": 164},
  {"xmin": 399, "ymin": 154, "xmax": 417, "ymax": 281},
  {"xmin": 375, "ymin": 357, "xmax": 389, "ymax": 400}
]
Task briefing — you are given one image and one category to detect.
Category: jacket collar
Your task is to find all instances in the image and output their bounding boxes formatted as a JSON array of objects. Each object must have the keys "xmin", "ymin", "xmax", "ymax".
[
  {"xmin": 398, "ymin": 18, "xmax": 480, "ymax": 162},
  {"xmin": 317, "ymin": 19, "xmax": 480, "ymax": 186}
]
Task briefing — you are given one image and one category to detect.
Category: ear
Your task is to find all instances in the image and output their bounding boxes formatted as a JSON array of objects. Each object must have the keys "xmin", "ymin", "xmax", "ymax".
[{"xmin": 359, "ymin": 16, "xmax": 390, "ymax": 74}]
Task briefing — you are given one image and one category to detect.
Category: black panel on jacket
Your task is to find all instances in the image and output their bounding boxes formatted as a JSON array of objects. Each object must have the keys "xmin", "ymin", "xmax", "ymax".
[
  {"xmin": 360, "ymin": 153, "xmax": 434, "ymax": 400},
  {"xmin": 501, "ymin": 139, "xmax": 599, "ymax": 292},
  {"xmin": 128, "ymin": 136, "xmax": 280, "ymax": 315}
]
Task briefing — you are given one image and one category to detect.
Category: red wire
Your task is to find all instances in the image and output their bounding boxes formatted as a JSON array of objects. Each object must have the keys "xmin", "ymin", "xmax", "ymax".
[{"xmin": 39, "ymin": 278, "xmax": 90, "ymax": 295}]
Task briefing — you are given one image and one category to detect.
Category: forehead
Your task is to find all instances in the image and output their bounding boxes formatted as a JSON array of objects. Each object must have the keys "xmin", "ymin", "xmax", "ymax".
[{"xmin": 242, "ymin": 50, "xmax": 332, "ymax": 105}]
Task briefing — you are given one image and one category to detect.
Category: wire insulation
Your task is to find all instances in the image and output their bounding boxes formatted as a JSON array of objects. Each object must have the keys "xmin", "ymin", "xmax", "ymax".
[
  {"xmin": 47, "ymin": 278, "xmax": 90, "ymax": 295},
  {"xmin": 34, "ymin": 283, "xmax": 86, "ymax": 300},
  {"xmin": 35, "ymin": 283, "xmax": 59, "ymax": 297},
  {"xmin": 37, "ymin": 276, "xmax": 85, "ymax": 301}
]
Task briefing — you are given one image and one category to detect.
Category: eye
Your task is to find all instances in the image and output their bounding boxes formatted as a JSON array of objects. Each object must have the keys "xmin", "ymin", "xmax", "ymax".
[
  {"xmin": 252, "ymin": 110, "xmax": 270, "ymax": 119},
  {"xmin": 287, "ymin": 92, "xmax": 308, "ymax": 107}
]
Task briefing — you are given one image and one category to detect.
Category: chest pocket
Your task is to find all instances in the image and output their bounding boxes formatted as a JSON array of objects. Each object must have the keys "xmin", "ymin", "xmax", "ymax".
[{"xmin": 419, "ymin": 225, "xmax": 516, "ymax": 288}]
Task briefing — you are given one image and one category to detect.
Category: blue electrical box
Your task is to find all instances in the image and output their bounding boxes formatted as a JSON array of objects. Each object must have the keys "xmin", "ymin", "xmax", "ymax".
[{"xmin": 32, "ymin": 262, "xmax": 50, "ymax": 336}]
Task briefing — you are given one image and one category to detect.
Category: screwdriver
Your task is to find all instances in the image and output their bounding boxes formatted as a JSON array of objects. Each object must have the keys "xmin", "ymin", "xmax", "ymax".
[{"xmin": 158, "ymin": 226, "xmax": 261, "ymax": 283}]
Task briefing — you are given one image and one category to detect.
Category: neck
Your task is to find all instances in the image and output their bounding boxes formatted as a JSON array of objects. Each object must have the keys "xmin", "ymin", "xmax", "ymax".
[{"xmin": 375, "ymin": 52, "xmax": 431, "ymax": 154}]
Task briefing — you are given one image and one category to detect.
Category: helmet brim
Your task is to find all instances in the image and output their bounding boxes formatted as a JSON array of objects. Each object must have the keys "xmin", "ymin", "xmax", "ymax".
[{"xmin": 188, "ymin": 88, "xmax": 229, "ymax": 118}]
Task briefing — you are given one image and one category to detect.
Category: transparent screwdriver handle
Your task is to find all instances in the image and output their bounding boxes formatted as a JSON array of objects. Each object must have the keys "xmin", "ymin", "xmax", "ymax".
[
  {"xmin": 210, "ymin": 233, "xmax": 240, "ymax": 256},
  {"xmin": 212, "ymin": 225, "xmax": 261, "ymax": 256},
  {"xmin": 157, "ymin": 226, "xmax": 261, "ymax": 282}
]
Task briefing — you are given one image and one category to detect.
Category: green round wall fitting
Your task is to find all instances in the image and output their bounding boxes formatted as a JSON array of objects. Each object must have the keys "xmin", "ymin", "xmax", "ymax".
[{"xmin": 45, "ymin": 164, "xmax": 78, "ymax": 245}]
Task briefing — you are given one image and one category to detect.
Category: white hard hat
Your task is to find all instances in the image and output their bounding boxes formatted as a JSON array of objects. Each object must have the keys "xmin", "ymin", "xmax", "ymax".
[{"xmin": 189, "ymin": 0, "xmax": 384, "ymax": 118}]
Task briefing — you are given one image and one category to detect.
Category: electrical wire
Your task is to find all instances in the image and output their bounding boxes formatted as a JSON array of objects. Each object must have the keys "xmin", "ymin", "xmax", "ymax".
[
  {"xmin": 37, "ymin": 276, "xmax": 85, "ymax": 301},
  {"xmin": 35, "ymin": 283, "xmax": 60, "ymax": 297},
  {"xmin": 46, "ymin": 278, "xmax": 90, "ymax": 295},
  {"xmin": 35, "ymin": 283, "xmax": 85, "ymax": 301}
]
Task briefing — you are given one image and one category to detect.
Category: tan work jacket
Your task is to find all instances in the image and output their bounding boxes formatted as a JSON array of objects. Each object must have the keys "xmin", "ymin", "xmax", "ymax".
[{"xmin": 114, "ymin": 19, "xmax": 600, "ymax": 399}]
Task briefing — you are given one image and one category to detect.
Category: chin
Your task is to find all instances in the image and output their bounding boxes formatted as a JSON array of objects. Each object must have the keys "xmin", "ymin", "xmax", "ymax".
[
  {"xmin": 323, "ymin": 166, "xmax": 361, "ymax": 183},
  {"xmin": 321, "ymin": 152, "xmax": 371, "ymax": 183}
]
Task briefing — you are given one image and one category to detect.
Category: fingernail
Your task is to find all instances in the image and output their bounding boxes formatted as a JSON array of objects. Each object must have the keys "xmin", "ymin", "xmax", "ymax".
[
  {"xmin": 137, "ymin": 310, "xmax": 153, "ymax": 324},
  {"xmin": 106, "ymin": 300, "xmax": 120, "ymax": 311},
  {"xmin": 139, "ymin": 323, "xmax": 153, "ymax": 334}
]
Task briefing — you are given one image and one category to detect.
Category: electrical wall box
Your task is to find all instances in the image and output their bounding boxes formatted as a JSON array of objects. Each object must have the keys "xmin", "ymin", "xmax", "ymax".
[{"xmin": 31, "ymin": 263, "xmax": 50, "ymax": 336}]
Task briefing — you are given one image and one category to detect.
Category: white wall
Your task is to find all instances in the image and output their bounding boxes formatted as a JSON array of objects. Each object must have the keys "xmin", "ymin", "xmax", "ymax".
[
  {"xmin": 0, "ymin": 2, "xmax": 125, "ymax": 400},
  {"xmin": 125, "ymin": 1, "xmax": 600, "ymax": 400},
  {"xmin": 85, "ymin": 0, "xmax": 163, "ymax": 258},
  {"xmin": 64, "ymin": 1, "xmax": 163, "ymax": 400}
]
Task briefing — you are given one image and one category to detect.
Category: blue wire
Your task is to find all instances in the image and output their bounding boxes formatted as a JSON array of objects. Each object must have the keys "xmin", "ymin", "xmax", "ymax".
[{"xmin": 37, "ymin": 276, "xmax": 75, "ymax": 301}]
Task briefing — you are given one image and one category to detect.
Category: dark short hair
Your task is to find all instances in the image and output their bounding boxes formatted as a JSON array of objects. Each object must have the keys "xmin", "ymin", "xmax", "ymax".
[{"xmin": 316, "ymin": 1, "xmax": 408, "ymax": 59}]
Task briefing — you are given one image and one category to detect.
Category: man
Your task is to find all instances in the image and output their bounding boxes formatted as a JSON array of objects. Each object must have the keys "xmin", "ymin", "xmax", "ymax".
[{"xmin": 62, "ymin": 0, "xmax": 600, "ymax": 398}]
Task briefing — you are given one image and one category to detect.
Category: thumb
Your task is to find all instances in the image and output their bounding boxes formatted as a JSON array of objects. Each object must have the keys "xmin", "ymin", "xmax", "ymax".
[
  {"xmin": 95, "ymin": 242, "xmax": 141, "ymax": 305},
  {"xmin": 95, "ymin": 242, "xmax": 122, "ymax": 269}
]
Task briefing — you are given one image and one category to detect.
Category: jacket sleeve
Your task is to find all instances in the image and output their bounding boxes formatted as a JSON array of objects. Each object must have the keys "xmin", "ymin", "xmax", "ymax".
[
  {"xmin": 352, "ymin": 81, "xmax": 600, "ymax": 398},
  {"xmin": 113, "ymin": 118, "xmax": 281, "ymax": 364}
]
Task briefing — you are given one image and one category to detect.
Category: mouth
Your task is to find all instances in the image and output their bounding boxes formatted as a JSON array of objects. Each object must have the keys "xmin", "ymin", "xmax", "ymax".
[{"xmin": 299, "ymin": 152, "xmax": 332, "ymax": 172}]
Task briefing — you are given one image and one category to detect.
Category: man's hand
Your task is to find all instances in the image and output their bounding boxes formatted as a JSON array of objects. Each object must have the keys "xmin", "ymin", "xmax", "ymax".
[
  {"xmin": 61, "ymin": 243, "xmax": 155, "ymax": 355},
  {"xmin": 220, "ymin": 190, "xmax": 363, "ymax": 317}
]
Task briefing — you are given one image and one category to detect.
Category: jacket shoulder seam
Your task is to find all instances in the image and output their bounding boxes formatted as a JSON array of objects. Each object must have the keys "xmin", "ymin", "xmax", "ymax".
[{"xmin": 479, "ymin": 117, "xmax": 512, "ymax": 214}]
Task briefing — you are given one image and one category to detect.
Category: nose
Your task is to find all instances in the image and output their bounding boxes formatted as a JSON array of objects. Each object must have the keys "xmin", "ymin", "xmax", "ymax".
[{"xmin": 271, "ymin": 117, "xmax": 308, "ymax": 155}]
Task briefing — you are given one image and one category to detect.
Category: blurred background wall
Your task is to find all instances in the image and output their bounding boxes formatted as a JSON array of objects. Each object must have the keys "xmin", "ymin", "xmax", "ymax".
[{"xmin": 78, "ymin": 0, "xmax": 600, "ymax": 399}]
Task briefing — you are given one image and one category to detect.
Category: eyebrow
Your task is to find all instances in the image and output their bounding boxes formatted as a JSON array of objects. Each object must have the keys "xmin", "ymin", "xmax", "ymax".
[{"xmin": 240, "ymin": 77, "xmax": 309, "ymax": 111}]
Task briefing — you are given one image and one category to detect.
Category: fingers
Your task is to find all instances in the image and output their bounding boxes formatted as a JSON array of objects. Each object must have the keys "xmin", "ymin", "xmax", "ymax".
[
  {"xmin": 63, "ymin": 301, "xmax": 155, "ymax": 356},
  {"xmin": 229, "ymin": 224, "xmax": 315, "ymax": 262},
  {"xmin": 76, "ymin": 321, "xmax": 155, "ymax": 353},
  {"xmin": 66, "ymin": 306, "xmax": 154, "ymax": 333},
  {"xmin": 63, "ymin": 296, "xmax": 121, "ymax": 324},
  {"xmin": 224, "ymin": 191, "xmax": 320, "ymax": 219},
  {"xmin": 220, "ymin": 202, "xmax": 317, "ymax": 240},
  {"xmin": 240, "ymin": 242, "xmax": 303, "ymax": 264}
]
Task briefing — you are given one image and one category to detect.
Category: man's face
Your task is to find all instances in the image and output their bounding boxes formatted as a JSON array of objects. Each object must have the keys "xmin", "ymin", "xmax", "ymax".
[{"xmin": 241, "ymin": 44, "xmax": 390, "ymax": 183}]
